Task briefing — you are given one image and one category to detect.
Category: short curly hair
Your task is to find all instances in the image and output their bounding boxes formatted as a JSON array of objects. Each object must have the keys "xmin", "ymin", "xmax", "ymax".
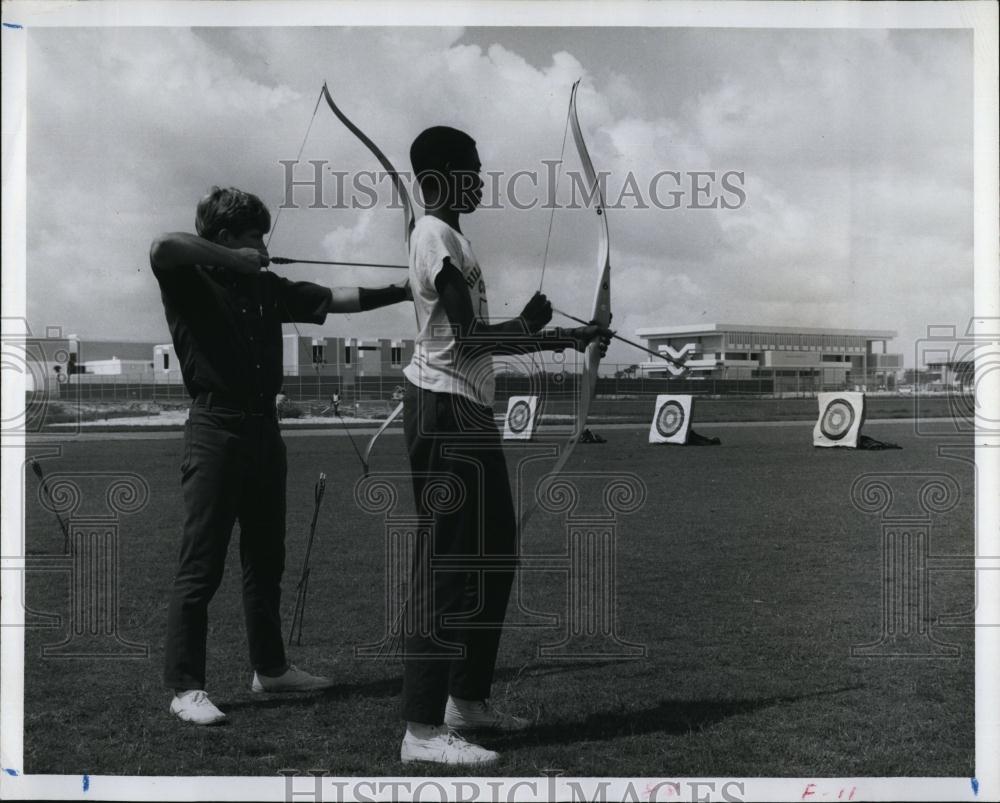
[
  {"xmin": 410, "ymin": 126, "xmax": 477, "ymax": 189},
  {"xmin": 195, "ymin": 187, "xmax": 271, "ymax": 242}
]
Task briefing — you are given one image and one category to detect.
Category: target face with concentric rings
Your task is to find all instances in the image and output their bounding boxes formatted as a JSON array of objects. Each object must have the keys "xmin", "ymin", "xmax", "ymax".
[
  {"xmin": 655, "ymin": 400, "xmax": 686, "ymax": 438},
  {"xmin": 508, "ymin": 400, "xmax": 531, "ymax": 433},
  {"xmin": 820, "ymin": 399, "xmax": 856, "ymax": 440}
]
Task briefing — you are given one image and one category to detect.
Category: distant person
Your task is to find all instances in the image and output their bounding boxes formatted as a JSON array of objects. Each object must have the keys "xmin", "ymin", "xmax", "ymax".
[
  {"xmin": 150, "ymin": 186, "xmax": 410, "ymax": 726},
  {"xmin": 397, "ymin": 126, "xmax": 611, "ymax": 765},
  {"xmin": 275, "ymin": 391, "xmax": 289, "ymax": 420},
  {"xmin": 331, "ymin": 391, "xmax": 341, "ymax": 417}
]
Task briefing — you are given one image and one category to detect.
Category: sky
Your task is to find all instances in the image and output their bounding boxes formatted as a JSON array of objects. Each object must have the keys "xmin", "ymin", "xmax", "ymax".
[{"xmin": 22, "ymin": 23, "xmax": 974, "ymax": 368}]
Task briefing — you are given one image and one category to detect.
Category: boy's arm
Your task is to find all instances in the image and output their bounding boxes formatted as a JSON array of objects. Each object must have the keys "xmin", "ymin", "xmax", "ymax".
[
  {"xmin": 149, "ymin": 232, "xmax": 264, "ymax": 275},
  {"xmin": 276, "ymin": 279, "xmax": 410, "ymax": 324},
  {"xmin": 326, "ymin": 282, "xmax": 411, "ymax": 314},
  {"xmin": 435, "ymin": 260, "xmax": 606, "ymax": 356}
]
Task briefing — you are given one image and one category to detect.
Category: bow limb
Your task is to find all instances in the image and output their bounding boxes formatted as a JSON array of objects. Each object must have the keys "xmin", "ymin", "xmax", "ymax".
[
  {"xmin": 568, "ymin": 78, "xmax": 612, "ymax": 437},
  {"xmin": 521, "ymin": 79, "xmax": 611, "ymax": 530},
  {"xmin": 320, "ymin": 82, "xmax": 416, "ymax": 471},
  {"xmin": 361, "ymin": 401, "xmax": 403, "ymax": 476},
  {"xmin": 321, "ymin": 82, "xmax": 416, "ymax": 248}
]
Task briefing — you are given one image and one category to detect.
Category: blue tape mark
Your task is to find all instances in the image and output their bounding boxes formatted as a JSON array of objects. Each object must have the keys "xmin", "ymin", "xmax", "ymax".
[
  {"xmin": 971, "ymin": 778, "xmax": 979, "ymax": 795},
  {"xmin": 83, "ymin": 774, "xmax": 90, "ymax": 792},
  {"xmin": 3, "ymin": 768, "xmax": 18, "ymax": 776},
  {"xmin": 3, "ymin": 22, "xmax": 24, "ymax": 29}
]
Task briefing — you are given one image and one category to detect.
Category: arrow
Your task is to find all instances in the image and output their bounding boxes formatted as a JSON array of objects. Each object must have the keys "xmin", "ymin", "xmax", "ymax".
[
  {"xmin": 553, "ymin": 307, "xmax": 688, "ymax": 369},
  {"xmin": 271, "ymin": 257, "xmax": 407, "ymax": 270}
]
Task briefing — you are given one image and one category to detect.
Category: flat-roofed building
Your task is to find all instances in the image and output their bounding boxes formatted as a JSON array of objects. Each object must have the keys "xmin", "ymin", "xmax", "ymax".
[
  {"xmin": 635, "ymin": 323, "xmax": 901, "ymax": 392},
  {"xmin": 154, "ymin": 334, "xmax": 415, "ymax": 381},
  {"xmin": 924, "ymin": 360, "xmax": 974, "ymax": 390},
  {"xmin": 20, "ymin": 335, "xmax": 160, "ymax": 386},
  {"xmin": 20, "ymin": 331, "xmax": 415, "ymax": 402}
]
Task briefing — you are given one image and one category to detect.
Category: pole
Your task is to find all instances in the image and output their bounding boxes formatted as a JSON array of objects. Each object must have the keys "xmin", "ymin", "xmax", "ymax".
[
  {"xmin": 29, "ymin": 458, "xmax": 71, "ymax": 554},
  {"xmin": 288, "ymin": 473, "xmax": 327, "ymax": 646}
]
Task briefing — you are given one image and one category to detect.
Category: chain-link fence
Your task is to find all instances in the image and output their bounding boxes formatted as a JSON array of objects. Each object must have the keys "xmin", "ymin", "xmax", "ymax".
[
  {"xmin": 41, "ymin": 363, "xmax": 968, "ymax": 427},
  {"xmin": 55, "ymin": 363, "xmax": 892, "ymax": 404}
]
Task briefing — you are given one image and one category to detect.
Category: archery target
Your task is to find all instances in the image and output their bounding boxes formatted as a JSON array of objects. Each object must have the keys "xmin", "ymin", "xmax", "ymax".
[
  {"xmin": 649, "ymin": 395, "xmax": 693, "ymax": 444},
  {"xmin": 813, "ymin": 392, "xmax": 865, "ymax": 448},
  {"xmin": 503, "ymin": 396, "xmax": 539, "ymax": 440},
  {"xmin": 657, "ymin": 401, "xmax": 686, "ymax": 437}
]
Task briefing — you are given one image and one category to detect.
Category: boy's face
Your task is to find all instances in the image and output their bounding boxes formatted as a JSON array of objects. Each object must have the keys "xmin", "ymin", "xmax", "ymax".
[
  {"xmin": 218, "ymin": 227, "xmax": 268, "ymax": 256},
  {"xmin": 449, "ymin": 145, "xmax": 483, "ymax": 213}
]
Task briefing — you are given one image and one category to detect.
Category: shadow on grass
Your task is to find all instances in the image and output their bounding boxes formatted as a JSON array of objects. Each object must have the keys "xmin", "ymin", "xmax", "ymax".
[
  {"xmin": 220, "ymin": 659, "xmax": 637, "ymax": 713},
  {"xmin": 222, "ymin": 676, "xmax": 403, "ymax": 712},
  {"xmin": 488, "ymin": 685, "xmax": 863, "ymax": 750},
  {"xmin": 494, "ymin": 658, "xmax": 640, "ymax": 682}
]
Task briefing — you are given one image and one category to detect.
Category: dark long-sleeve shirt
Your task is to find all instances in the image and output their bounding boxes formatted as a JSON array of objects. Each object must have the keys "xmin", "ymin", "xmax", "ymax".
[{"xmin": 153, "ymin": 264, "xmax": 331, "ymax": 407}]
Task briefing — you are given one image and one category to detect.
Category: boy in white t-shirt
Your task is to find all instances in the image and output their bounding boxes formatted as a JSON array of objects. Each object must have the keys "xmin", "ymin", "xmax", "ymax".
[{"xmin": 399, "ymin": 126, "xmax": 610, "ymax": 766}]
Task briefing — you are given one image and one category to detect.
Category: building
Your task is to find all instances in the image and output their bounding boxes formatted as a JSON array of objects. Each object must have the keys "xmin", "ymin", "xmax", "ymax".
[
  {"xmin": 153, "ymin": 335, "xmax": 415, "ymax": 382},
  {"xmin": 284, "ymin": 335, "xmax": 414, "ymax": 379},
  {"xmin": 14, "ymin": 334, "xmax": 74, "ymax": 394},
  {"xmin": 924, "ymin": 360, "xmax": 974, "ymax": 390},
  {"xmin": 72, "ymin": 339, "xmax": 157, "ymax": 380},
  {"xmin": 18, "ymin": 332, "xmax": 414, "ymax": 393},
  {"xmin": 634, "ymin": 323, "xmax": 902, "ymax": 392},
  {"xmin": 17, "ymin": 335, "xmax": 160, "ymax": 388}
]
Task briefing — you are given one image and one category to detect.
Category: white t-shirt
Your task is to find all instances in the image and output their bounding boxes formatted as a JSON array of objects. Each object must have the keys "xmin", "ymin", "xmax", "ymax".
[{"xmin": 403, "ymin": 216, "xmax": 495, "ymax": 406}]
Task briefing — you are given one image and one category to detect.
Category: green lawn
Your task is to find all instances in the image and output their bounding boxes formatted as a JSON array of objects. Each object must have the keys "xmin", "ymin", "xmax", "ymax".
[{"xmin": 20, "ymin": 421, "xmax": 974, "ymax": 777}]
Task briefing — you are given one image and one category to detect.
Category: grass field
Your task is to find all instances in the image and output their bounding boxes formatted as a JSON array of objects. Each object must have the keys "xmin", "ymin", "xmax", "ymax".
[
  {"xmin": 20, "ymin": 420, "xmax": 974, "ymax": 778},
  {"xmin": 37, "ymin": 392, "xmax": 963, "ymax": 429}
]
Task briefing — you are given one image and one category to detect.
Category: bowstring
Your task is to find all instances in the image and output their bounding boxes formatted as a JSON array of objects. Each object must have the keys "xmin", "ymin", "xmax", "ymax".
[
  {"xmin": 532, "ymin": 91, "xmax": 573, "ymax": 392},
  {"xmin": 265, "ymin": 87, "xmax": 358, "ymax": 447},
  {"xmin": 266, "ymin": 87, "xmax": 324, "ymax": 254},
  {"xmin": 538, "ymin": 95, "xmax": 573, "ymax": 294}
]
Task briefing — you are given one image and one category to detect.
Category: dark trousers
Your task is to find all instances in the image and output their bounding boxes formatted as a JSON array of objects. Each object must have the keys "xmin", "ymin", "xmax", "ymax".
[
  {"xmin": 401, "ymin": 380, "xmax": 517, "ymax": 724},
  {"xmin": 163, "ymin": 400, "xmax": 288, "ymax": 690}
]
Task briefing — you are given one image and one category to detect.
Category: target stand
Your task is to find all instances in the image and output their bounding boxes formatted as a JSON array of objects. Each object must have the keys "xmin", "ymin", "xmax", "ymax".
[
  {"xmin": 813, "ymin": 392, "xmax": 865, "ymax": 448},
  {"xmin": 503, "ymin": 395, "xmax": 540, "ymax": 441},
  {"xmin": 649, "ymin": 395, "xmax": 693, "ymax": 445}
]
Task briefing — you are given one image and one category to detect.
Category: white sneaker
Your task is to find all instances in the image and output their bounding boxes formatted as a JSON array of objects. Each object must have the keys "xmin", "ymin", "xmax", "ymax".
[
  {"xmin": 400, "ymin": 724, "xmax": 499, "ymax": 765},
  {"xmin": 251, "ymin": 664, "xmax": 335, "ymax": 693},
  {"xmin": 444, "ymin": 696, "xmax": 531, "ymax": 732},
  {"xmin": 169, "ymin": 690, "xmax": 226, "ymax": 726}
]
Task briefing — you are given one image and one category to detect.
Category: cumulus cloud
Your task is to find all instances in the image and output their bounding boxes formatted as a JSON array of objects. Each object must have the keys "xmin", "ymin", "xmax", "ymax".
[{"xmin": 22, "ymin": 25, "xmax": 972, "ymax": 367}]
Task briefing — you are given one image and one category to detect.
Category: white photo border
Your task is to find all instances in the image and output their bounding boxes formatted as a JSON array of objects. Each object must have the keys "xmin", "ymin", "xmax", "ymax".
[{"xmin": 2, "ymin": 1, "xmax": 997, "ymax": 801}]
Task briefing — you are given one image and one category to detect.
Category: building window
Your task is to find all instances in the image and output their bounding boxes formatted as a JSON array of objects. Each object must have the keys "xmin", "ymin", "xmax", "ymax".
[
  {"xmin": 391, "ymin": 346, "xmax": 402, "ymax": 367},
  {"xmin": 312, "ymin": 344, "xmax": 326, "ymax": 365},
  {"xmin": 162, "ymin": 353, "xmax": 169, "ymax": 370},
  {"xmin": 344, "ymin": 345, "xmax": 352, "ymax": 366}
]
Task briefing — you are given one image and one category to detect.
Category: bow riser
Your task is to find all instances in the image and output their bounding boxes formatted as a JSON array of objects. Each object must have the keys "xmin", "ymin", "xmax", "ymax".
[{"xmin": 521, "ymin": 79, "xmax": 611, "ymax": 531}]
